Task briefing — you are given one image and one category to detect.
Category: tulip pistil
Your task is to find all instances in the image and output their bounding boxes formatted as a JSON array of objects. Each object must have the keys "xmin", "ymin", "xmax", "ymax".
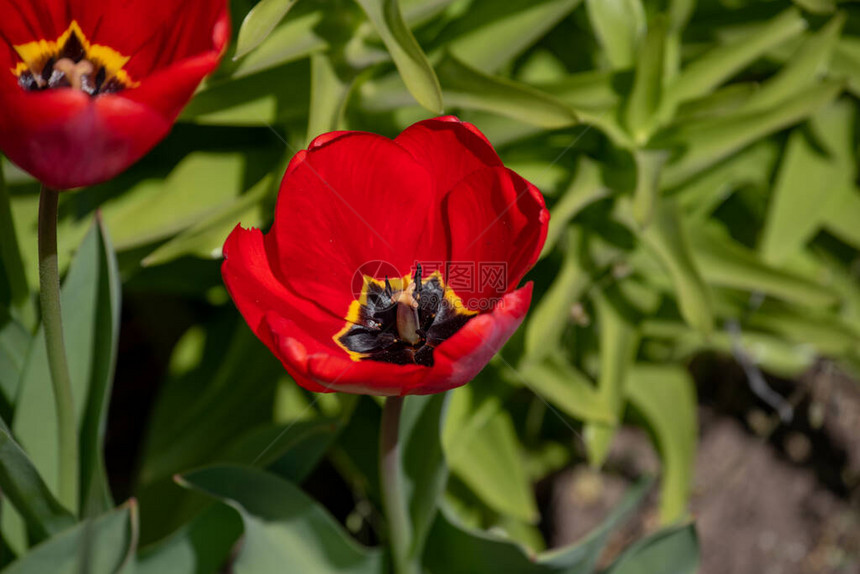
[
  {"xmin": 11, "ymin": 21, "xmax": 137, "ymax": 96},
  {"xmin": 334, "ymin": 264, "xmax": 477, "ymax": 366}
]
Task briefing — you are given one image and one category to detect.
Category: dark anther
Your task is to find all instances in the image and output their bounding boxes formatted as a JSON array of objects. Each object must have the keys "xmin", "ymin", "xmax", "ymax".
[{"xmin": 337, "ymin": 271, "xmax": 474, "ymax": 367}]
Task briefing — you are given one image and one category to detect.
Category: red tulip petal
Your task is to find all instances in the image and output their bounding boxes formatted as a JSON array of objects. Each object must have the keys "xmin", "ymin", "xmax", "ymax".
[
  {"xmin": 394, "ymin": 116, "xmax": 503, "ymax": 197},
  {"xmin": 442, "ymin": 166, "xmax": 548, "ymax": 304},
  {"xmin": 0, "ymin": 87, "xmax": 169, "ymax": 189},
  {"xmin": 222, "ymin": 224, "xmax": 344, "ymax": 347},
  {"xmin": 0, "ymin": 0, "xmax": 67, "ymax": 46},
  {"xmin": 262, "ymin": 284, "xmax": 531, "ymax": 396},
  {"xmin": 271, "ymin": 133, "xmax": 443, "ymax": 317}
]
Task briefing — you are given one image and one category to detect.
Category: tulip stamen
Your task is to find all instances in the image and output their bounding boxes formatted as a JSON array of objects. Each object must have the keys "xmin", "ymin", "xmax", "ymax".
[
  {"xmin": 11, "ymin": 21, "xmax": 137, "ymax": 96},
  {"xmin": 334, "ymin": 268, "xmax": 477, "ymax": 366}
]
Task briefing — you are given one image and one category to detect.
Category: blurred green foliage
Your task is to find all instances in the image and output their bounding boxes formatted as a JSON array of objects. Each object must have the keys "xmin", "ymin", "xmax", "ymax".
[{"xmin": 3, "ymin": 0, "xmax": 860, "ymax": 571}]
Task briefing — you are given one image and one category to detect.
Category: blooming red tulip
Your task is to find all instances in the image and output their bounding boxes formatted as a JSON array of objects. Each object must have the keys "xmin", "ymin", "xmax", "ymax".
[
  {"xmin": 222, "ymin": 117, "xmax": 549, "ymax": 396},
  {"xmin": 0, "ymin": 0, "xmax": 229, "ymax": 190}
]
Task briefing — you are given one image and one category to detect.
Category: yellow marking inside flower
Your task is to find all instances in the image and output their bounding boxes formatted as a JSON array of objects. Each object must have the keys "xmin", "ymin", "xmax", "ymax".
[
  {"xmin": 10, "ymin": 20, "xmax": 138, "ymax": 90},
  {"xmin": 334, "ymin": 270, "xmax": 476, "ymax": 363}
]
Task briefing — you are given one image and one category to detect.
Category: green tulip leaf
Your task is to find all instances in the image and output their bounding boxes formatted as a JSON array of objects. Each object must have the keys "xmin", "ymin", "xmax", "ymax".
[
  {"xmin": 626, "ymin": 366, "xmax": 697, "ymax": 524},
  {"xmin": 235, "ymin": 0, "xmax": 302, "ymax": 60},
  {"xmin": 603, "ymin": 523, "xmax": 699, "ymax": 574},
  {"xmin": 0, "ymin": 428, "xmax": 76, "ymax": 545},
  {"xmin": 12, "ymin": 218, "xmax": 120, "ymax": 517},
  {"xmin": 585, "ymin": 0, "xmax": 646, "ymax": 70},
  {"xmin": 178, "ymin": 465, "xmax": 383, "ymax": 573},
  {"xmin": 2, "ymin": 503, "xmax": 137, "ymax": 574},
  {"xmin": 437, "ymin": 54, "xmax": 578, "ymax": 128},
  {"xmin": 353, "ymin": 0, "xmax": 443, "ymax": 113}
]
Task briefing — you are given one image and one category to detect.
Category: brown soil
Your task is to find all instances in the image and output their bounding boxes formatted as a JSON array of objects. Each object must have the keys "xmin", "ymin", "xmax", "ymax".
[{"xmin": 546, "ymin": 361, "xmax": 860, "ymax": 574}]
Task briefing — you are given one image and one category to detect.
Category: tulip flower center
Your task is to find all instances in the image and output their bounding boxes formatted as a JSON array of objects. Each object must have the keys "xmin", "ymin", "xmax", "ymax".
[
  {"xmin": 11, "ymin": 21, "xmax": 138, "ymax": 96},
  {"xmin": 334, "ymin": 264, "xmax": 477, "ymax": 367}
]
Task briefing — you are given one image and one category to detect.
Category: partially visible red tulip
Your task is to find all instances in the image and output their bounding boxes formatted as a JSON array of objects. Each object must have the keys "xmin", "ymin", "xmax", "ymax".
[
  {"xmin": 0, "ymin": 0, "xmax": 229, "ymax": 190},
  {"xmin": 222, "ymin": 117, "xmax": 549, "ymax": 396}
]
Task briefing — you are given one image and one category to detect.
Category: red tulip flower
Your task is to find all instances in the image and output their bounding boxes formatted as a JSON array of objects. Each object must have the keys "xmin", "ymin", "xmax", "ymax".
[
  {"xmin": 0, "ymin": 1, "xmax": 229, "ymax": 190},
  {"xmin": 222, "ymin": 117, "xmax": 549, "ymax": 396}
]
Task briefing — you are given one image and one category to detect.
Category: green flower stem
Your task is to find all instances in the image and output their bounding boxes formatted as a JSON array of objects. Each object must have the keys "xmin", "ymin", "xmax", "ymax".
[
  {"xmin": 379, "ymin": 396, "xmax": 417, "ymax": 574},
  {"xmin": 38, "ymin": 186, "xmax": 78, "ymax": 512}
]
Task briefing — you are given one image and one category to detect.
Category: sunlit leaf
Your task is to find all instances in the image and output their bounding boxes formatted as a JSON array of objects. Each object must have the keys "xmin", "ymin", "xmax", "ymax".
[
  {"xmin": 585, "ymin": 0, "xmax": 645, "ymax": 69},
  {"xmin": 445, "ymin": 0, "xmax": 582, "ymax": 73},
  {"xmin": 626, "ymin": 366, "xmax": 696, "ymax": 523},
  {"xmin": 760, "ymin": 100, "xmax": 854, "ymax": 265},
  {"xmin": 354, "ymin": 0, "xmax": 443, "ymax": 113},
  {"xmin": 637, "ymin": 200, "xmax": 714, "ymax": 334},
  {"xmin": 235, "ymin": 0, "xmax": 301, "ymax": 59},
  {"xmin": 663, "ymin": 8, "xmax": 806, "ymax": 109},
  {"xmin": 436, "ymin": 54, "xmax": 578, "ymax": 128},
  {"xmin": 584, "ymin": 293, "xmax": 639, "ymax": 467}
]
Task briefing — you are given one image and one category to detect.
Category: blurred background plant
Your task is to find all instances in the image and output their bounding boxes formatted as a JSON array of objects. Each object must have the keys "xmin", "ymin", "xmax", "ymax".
[{"xmin": 1, "ymin": 0, "xmax": 859, "ymax": 572}]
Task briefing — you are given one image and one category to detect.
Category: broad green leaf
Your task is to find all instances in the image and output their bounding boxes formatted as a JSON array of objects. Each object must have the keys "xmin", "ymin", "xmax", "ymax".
[
  {"xmin": 637, "ymin": 200, "xmax": 713, "ymax": 334},
  {"xmin": 519, "ymin": 353, "xmax": 615, "ymax": 424},
  {"xmin": 584, "ymin": 293, "xmax": 640, "ymax": 467},
  {"xmin": 0, "ymin": 429, "xmax": 76, "ymax": 544},
  {"xmin": 424, "ymin": 506, "xmax": 544, "ymax": 574},
  {"xmin": 79, "ymin": 218, "xmax": 121, "ymax": 517},
  {"xmin": 0, "ymin": 167, "xmax": 28, "ymax": 314},
  {"xmin": 527, "ymin": 229, "xmax": 589, "ymax": 358},
  {"xmin": 603, "ymin": 524, "xmax": 699, "ymax": 574},
  {"xmin": 444, "ymin": 384, "xmax": 537, "ymax": 523},
  {"xmin": 234, "ymin": 0, "xmax": 301, "ymax": 59},
  {"xmin": 625, "ymin": 18, "xmax": 666, "ymax": 143},
  {"xmin": 219, "ymin": 418, "xmax": 341, "ymax": 480},
  {"xmin": 2, "ymin": 503, "xmax": 137, "ymax": 574},
  {"xmin": 136, "ymin": 504, "xmax": 243, "ymax": 574},
  {"xmin": 400, "ymin": 394, "xmax": 449, "ymax": 560},
  {"xmin": 660, "ymin": 80, "xmax": 843, "ymax": 188},
  {"xmin": 13, "ymin": 220, "xmax": 121, "ymax": 516},
  {"xmin": 444, "ymin": 0, "xmax": 582, "ymax": 73},
  {"xmin": 139, "ymin": 325, "xmax": 282, "ymax": 485},
  {"xmin": 353, "ymin": 0, "xmax": 443, "ymax": 113},
  {"xmin": 436, "ymin": 54, "xmax": 578, "ymax": 128},
  {"xmin": 742, "ymin": 13, "xmax": 845, "ymax": 114},
  {"xmin": 585, "ymin": 0, "xmax": 646, "ymax": 69},
  {"xmin": 141, "ymin": 174, "xmax": 273, "ymax": 267},
  {"xmin": 760, "ymin": 100, "xmax": 854, "ymax": 265},
  {"xmin": 307, "ymin": 53, "xmax": 351, "ymax": 141},
  {"xmin": 663, "ymin": 8, "xmax": 806, "ymax": 108},
  {"xmin": 689, "ymin": 224, "xmax": 839, "ymax": 307},
  {"xmin": 542, "ymin": 159, "xmax": 609, "ymax": 257},
  {"xmin": 178, "ymin": 465, "xmax": 383, "ymax": 574},
  {"xmin": 626, "ymin": 366, "xmax": 696, "ymax": 523}
]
